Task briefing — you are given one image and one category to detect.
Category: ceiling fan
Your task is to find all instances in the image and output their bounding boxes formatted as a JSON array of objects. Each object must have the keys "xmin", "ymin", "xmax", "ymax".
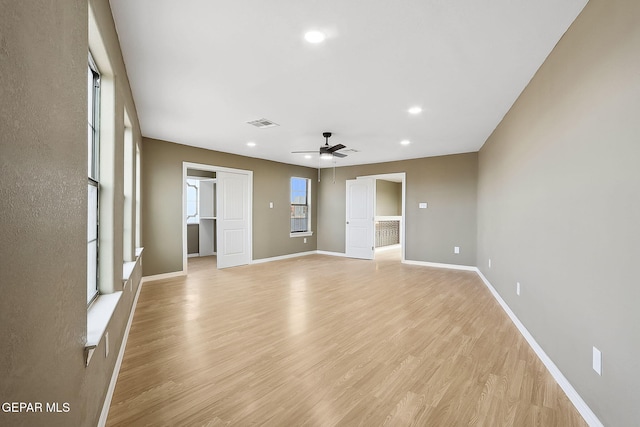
[{"xmin": 292, "ymin": 132, "xmax": 348, "ymax": 159}]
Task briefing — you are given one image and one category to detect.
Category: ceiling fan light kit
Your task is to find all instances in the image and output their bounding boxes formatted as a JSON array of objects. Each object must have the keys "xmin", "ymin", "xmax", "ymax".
[{"xmin": 292, "ymin": 131, "xmax": 350, "ymax": 159}]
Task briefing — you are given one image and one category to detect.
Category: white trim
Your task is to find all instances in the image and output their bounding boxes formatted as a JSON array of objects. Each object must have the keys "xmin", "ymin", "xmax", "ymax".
[
  {"xmin": 122, "ymin": 261, "xmax": 136, "ymax": 281},
  {"xmin": 142, "ymin": 271, "xmax": 186, "ymax": 283},
  {"xmin": 475, "ymin": 270, "xmax": 603, "ymax": 427},
  {"xmin": 252, "ymin": 251, "xmax": 317, "ymax": 264},
  {"xmin": 187, "ymin": 253, "xmax": 200, "ymax": 258},
  {"xmin": 316, "ymin": 250, "xmax": 347, "ymax": 257},
  {"xmin": 97, "ymin": 271, "xmax": 144, "ymax": 427},
  {"xmin": 290, "ymin": 231, "xmax": 313, "ymax": 238},
  {"xmin": 402, "ymin": 259, "xmax": 477, "ymax": 271},
  {"xmin": 86, "ymin": 292, "xmax": 122, "ymax": 350}
]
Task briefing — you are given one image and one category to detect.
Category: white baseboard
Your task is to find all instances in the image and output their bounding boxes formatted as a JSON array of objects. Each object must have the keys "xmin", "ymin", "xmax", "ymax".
[
  {"xmin": 252, "ymin": 251, "xmax": 317, "ymax": 264},
  {"xmin": 97, "ymin": 274, "xmax": 143, "ymax": 427},
  {"xmin": 475, "ymin": 270, "xmax": 603, "ymax": 427},
  {"xmin": 187, "ymin": 253, "xmax": 200, "ymax": 258},
  {"xmin": 315, "ymin": 250, "xmax": 347, "ymax": 257},
  {"xmin": 142, "ymin": 271, "xmax": 186, "ymax": 283},
  {"xmin": 403, "ymin": 259, "xmax": 477, "ymax": 271}
]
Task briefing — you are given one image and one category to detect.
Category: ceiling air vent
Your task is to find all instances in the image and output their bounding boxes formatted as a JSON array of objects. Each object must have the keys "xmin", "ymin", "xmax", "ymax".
[{"xmin": 247, "ymin": 118, "xmax": 279, "ymax": 128}]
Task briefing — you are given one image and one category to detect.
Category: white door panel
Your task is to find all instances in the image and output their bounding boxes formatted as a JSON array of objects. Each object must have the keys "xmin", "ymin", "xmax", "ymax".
[
  {"xmin": 346, "ymin": 178, "xmax": 375, "ymax": 259},
  {"xmin": 217, "ymin": 172, "xmax": 250, "ymax": 269}
]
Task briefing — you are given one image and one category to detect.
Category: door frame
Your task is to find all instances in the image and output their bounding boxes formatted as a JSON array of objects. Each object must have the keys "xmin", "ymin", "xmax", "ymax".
[
  {"xmin": 182, "ymin": 161, "xmax": 253, "ymax": 274},
  {"xmin": 356, "ymin": 172, "xmax": 406, "ymax": 262}
]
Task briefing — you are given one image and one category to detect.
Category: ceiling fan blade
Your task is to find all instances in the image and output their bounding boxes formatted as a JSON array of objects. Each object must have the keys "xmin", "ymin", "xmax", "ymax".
[
  {"xmin": 291, "ymin": 150, "xmax": 319, "ymax": 154},
  {"xmin": 333, "ymin": 152, "xmax": 347, "ymax": 158},
  {"xmin": 327, "ymin": 143, "xmax": 346, "ymax": 153}
]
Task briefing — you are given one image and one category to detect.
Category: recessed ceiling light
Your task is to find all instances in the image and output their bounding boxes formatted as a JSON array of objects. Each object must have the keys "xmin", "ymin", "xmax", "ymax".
[
  {"xmin": 246, "ymin": 141, "xmax": 256, "ymax": 147},
  {"xmin": 304, "ymin": 155, "xmax": 312, "ymax": 159},
  {"xmin": 400, "ymin": 140, "xmax": 411, "ymax": 146},
  {"xmin": 305, "ymin": 31, "xmax": 326, "ymax": 44},
  {"xmin": 408, "ymin": 106, "xmax": 422, "ymax": 115}
]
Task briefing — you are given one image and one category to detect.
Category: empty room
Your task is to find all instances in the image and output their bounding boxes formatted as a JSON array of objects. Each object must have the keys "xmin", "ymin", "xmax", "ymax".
[{"xmin": 1, "ymin": 0, "xmax": 638, "ymax": 426}]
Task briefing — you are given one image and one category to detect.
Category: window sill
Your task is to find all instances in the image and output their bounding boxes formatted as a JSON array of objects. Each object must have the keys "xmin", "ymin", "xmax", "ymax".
[
  {"xmin": 290, "ymin": 231, "xmax": 313, "ymax": 238},
  {"xmin": 123, "ymin": 261, "xmax": 136, "ymax": 282},
  {"xmin": 86, "ymin": 292, "xmax": 122, "ymax": 366}
]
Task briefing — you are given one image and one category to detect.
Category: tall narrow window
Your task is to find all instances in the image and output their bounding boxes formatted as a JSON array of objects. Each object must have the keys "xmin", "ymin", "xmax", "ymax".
[
  {"xmin": 290, "ymin": 177, "xmax": 310, "ymax": 233},
  {"xmin": 87, "ymin": 53, "xmax": 100, "ymax": 305}
]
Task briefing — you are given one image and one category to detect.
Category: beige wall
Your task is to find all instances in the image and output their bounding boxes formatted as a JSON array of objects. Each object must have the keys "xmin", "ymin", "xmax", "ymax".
[
  {"xmin": 477, "ymin": 0, "xmax": 640, "ymax": 424},
  {"xmin": 376, "ymin": 180, "xmax": 402, "ymax": 216},
  {"xmin": 187, "ymin": 224, "xmax": 200, "ymax": 254},
  {"xmin": 142, "ymin": 138, "xmax": 318, "ymax": 276},
  {"xmin": 318, "ymin": 153, "xmax": 478, "ymax": 266},
  {"xmin": 0, "ymin": 1, "xmax": 143, "ymax": 426}
]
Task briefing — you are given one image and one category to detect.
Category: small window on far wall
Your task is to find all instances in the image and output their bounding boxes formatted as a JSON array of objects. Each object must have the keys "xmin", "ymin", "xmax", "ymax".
[
  {"xmin": 290, "ymin": 177, "xmax": 310, "ymax": 234},
  {"xmin": 186, "ymin": 179, "xmax": 199, "ymax": 224}
]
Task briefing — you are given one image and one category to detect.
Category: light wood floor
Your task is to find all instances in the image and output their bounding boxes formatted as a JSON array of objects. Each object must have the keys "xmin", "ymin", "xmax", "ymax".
[{"xmin": 107, "ymin": 251, "xmax": 586, "ymax": 426}]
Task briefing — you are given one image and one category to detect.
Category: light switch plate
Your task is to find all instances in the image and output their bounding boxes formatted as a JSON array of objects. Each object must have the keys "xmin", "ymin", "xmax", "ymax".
[
  {"xmin": 419, "ymin": 202, "xmax": 427, "ymax": 209},
  {"xmin": 454, "ymin": 246, "xmax": 460, "ymax": 254},
  {"xmin": 593, "ymin": 347, "xmax": 602, "ymax": 375}
]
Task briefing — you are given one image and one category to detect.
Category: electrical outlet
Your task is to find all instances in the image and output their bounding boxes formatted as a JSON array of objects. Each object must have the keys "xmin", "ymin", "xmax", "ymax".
[
  {"xmin": 593, "ymin": 347, "xmax": 602, "ymax": 375},
  {"xmin": 105, "ymin": 332, "xmax": 109, "ymax": 358},
  {"xmin": 269, "ymin": 202, "xmax": 273, "ymax": 209},
  {"xmin": 516, "ymin": 282, "xmax": 521, "ymax": 296},
  {"xmin": 488, "ymin": 258, "xmax": 492, "ymax": 268},
  {"xmin": 303, "ymin": 238, "xmax": 307, "ymax": 243},
  {"xmin": 454, "ymin": 246, "xmax": 460, "ymax": 254}
]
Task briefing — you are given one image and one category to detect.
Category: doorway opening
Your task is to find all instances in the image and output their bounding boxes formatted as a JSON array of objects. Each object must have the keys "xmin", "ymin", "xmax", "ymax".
[
  {"xmin": 185, "ymin": 170, "xmax": 216, "ymax": 266},
  {"xmin": 182, "ymin": 162, "xmax": 253, "ymax": 274},
  {"xmin": 345, "ymin": 172, "xmax": 406, "ymax": 261},
  {"xmin": 373, "ymin": 176, "xmax": 403, "ymax": 261}
]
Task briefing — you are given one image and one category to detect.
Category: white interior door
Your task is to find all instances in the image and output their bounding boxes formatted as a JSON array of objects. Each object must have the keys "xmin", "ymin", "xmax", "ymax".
[
  {"xmin": 346, "ymin": 178, "xmax": 375, "ymax": 259},
  {"xmin": 216, "ymin": 171, "xmax": 250, "ymax": 269}
]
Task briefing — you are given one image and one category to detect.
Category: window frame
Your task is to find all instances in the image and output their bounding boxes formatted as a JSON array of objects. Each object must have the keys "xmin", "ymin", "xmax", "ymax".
[
  {"xmin": 290, "ymin": 177, "xmax": 313, "ymax": 237},
  {"xmin": 87, "ymin": 52, "xmax": 100, "ymax": 306}
]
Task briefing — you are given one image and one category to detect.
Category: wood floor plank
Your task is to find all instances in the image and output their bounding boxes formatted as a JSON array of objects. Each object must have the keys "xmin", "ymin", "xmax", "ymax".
[{"xmin": 106, "ymin": 251, "xmax": 586, "ymax": 426}]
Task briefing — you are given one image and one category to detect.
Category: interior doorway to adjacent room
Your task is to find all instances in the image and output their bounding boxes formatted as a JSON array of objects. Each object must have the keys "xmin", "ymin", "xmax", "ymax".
[
  {"xmin": 182, "ymin": 162, "xmax": 253, "ymax": 274},
  {"xmin": 345, "ymin": 172, "xmax": 405, "ymax": 262}
]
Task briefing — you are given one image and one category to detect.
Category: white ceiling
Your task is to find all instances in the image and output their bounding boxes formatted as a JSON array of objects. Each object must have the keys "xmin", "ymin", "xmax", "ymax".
[{"xmin": 109, "ymin": 0, "xmax": 587, "ymax": 168}]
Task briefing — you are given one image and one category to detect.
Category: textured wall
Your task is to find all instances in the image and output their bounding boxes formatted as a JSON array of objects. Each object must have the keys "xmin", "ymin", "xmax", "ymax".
[
  {"xmin": 0, "ymin": 1, "xmax": 143, "ymax": 426},
  {"xmin": 375, "ymin": 180, "xmax": 402, "ymax": 216},
  {"xmin": 0, "ymin": 1, "xmax": 87, "ymax": 425},
  {"xmin": 317, "ymin": 153, "xmax": 478, "ymax": 266},
  {"xmin": 142, "ymin": 138, "xmax": 318, "ymax": 276},
  {"xmin": 477, "ymin": 0, "xmax": 640, "ymax": 424}
]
